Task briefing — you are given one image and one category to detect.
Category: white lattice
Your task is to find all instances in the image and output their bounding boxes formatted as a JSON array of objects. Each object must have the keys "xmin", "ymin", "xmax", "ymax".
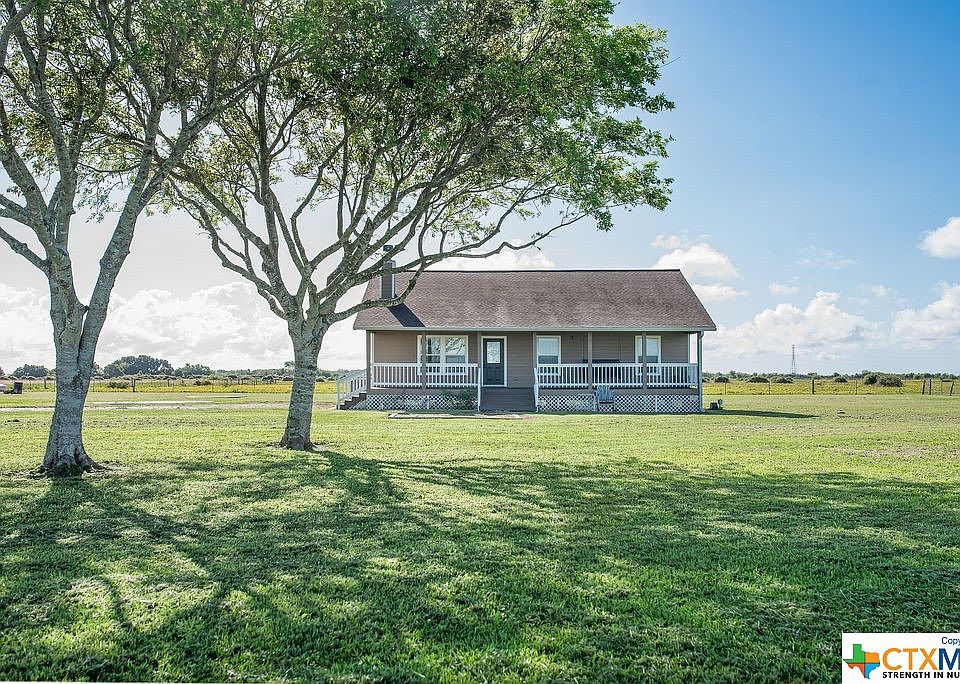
[
  {"xmin": 613, "ymin": 394, "xmax": 701, "ymax": 413},
  {"xmin": 537, "ymin": 394, "xmax": 596, "ymax": 412},
  {"xmin": 348, "ymin": 393, "xmax": 477, "ymax": 411},
  {"xmin": 537, "ymin": 393, "xmax": 701, "ymax": 414}
]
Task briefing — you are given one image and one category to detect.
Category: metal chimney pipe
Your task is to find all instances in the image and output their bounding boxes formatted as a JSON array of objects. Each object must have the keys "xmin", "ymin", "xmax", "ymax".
[{"xmin": 380, "ymin": 259, "xmax": 396, "ymax": 300}]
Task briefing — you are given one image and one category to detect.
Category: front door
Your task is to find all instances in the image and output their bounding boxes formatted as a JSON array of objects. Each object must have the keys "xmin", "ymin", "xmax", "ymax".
[{"xmin": 483, "ymin": 338, "xmax": 505, "ymax": 386}]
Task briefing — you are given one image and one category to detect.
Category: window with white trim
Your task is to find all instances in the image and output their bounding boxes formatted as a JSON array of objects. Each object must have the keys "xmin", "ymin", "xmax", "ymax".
[
  {"xmin": 537, "ymin": 335, "xmax": 561, "ymax": 365},
  {"xmin": 418, "ymin": 335, "xmax": 468, "ymax": 365},
  {"xmin": 635, "ymin": 335, "xmax": 661, "ymax": 364}
]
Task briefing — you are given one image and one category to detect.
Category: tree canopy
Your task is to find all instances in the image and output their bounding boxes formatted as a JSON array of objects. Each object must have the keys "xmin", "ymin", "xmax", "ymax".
[
  {"xmin": 102, "ymin": 355, "xmax": 174, "ymax": 378},
  {"xmin": 165, "ymin": 0, "xmax": 675, "ymax": 449},
  {"xmin": 174, "ymin": 363, "xmax": 213, "ymax": 377},
  {"xmin": 0, "ymin": 0, "xmax": 298, "ymax": 473},
  {"xmin": 12, "ymin": 364, "xmax": 49, "ymax": 378}
]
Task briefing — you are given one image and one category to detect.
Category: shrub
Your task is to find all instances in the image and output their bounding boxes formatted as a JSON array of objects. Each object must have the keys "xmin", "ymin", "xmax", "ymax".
[
  {"xmin": 106, "ymin": 380, "xmax": 130, "ymax": 389},
  {"xmin": 863, "ymin": 373, "xmax": 879, "ymax": 385},
  {"xmin": 713, "ymin": 375, "xmax": 729, "ymax": 384},
  {"xmin": 833, "ymin": 376, "xmax": 848, "ymax": 383},
  {"xmin": 774, "ymin": 376, "xmax": 793, "ymax": 384},
  {"xmin": 878, "ymin": 375, "xmax": 903, "ymax": 387},
  {"xmin": 747, "ymin": 376, "xmax": 769, "ymax": 383},
  {"xmin": 194, "ymin": 379, "xmax": 213, "ymax": 386},
  {"xmin": 442, "ymin": 389, "xmax": 476, "ymax": 410}
]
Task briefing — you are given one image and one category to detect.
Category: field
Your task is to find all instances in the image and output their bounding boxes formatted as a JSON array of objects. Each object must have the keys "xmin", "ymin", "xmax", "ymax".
[
  {"xmin": 1, "ymin": 394, "xmax": 958, "ymax": 681},
  {"xmin": 704, "ymin": 377, "xmax": 955, "ymax": 396}
]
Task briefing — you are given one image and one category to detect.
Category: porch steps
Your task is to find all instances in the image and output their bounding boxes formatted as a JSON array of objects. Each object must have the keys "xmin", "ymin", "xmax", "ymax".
[
  {"xmin": 338, "ymin": 391, "xmax": 367, "ymax": 410},
  {"xmin": 480, "ymin": 387, "xmax": 535, "ymax": 412}
]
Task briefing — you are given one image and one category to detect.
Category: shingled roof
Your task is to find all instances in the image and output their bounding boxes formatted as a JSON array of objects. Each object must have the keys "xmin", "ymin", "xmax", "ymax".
[{"xmin": 353, "ymin": 270, "xmax": 716, "ymax": 331}]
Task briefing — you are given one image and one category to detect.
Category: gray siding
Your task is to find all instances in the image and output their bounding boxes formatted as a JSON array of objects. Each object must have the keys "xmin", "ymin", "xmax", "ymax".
[
  {"xmin": 503, "ymin": 332, "xmax": 534, "ymax": 388},
  {"xmin": 372, "ymin": 331, "xmax": 479, "ymax": 364}
]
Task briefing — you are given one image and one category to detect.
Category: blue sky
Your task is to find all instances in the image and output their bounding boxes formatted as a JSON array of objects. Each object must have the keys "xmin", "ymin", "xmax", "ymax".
[
  {"xmin": 1, "ymin": 1, "xmax": 958, "ymax": 373},
  {"xmin": 541, "ymin": 0, "xmax": 960, "ymax": 372}
]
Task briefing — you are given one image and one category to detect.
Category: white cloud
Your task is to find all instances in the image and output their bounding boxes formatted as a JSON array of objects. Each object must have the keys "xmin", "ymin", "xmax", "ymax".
[
  {"xmin": 0, "ymin": 283, "xmax": 54, "ymax": 371},
  {"xmin": 865, "ymin": 284, "xmax": 895, "ymax": 300},
  {"xmin": 796, "ymin": 247, "xmax": 858, "ymax": 270},
  {"xmin": 437, "ymin": 244, "xmax": 555, "ymax": 270},
  {"xmin": 706, "ymin": 291, "xmax": 880, "ymax": 360},
  {"xmin": 920, "ymin": 217, "xmax": 960, "ymax": 258},
  {"xmin": 653, "ymin": 242, "xmax": 740, "ymax": 280},
  {"xmin": 0, "ymin": 282, "xmax": 366, "ymax": 371},
  {"xmin": 769, "ymin": 281, "xmax": 799, "ymax": 295},
  {"xmin": 650, "ymin": 233, "xmax": 691, "ymax": 250},
  {"xmin": 892, "ymin": 283, "xmax": 960, "ymax": 347},
  {"xmin": 692, "ymin": 283, "xmax": 747, "ymax": 302}
]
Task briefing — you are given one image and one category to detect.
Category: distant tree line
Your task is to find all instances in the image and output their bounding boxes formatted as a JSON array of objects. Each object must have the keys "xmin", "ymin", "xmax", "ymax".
[
  {"xmin": 2, "ymin": 356, "xmax": 340, "ymax": 382},
  {"xmin": 703, "ymin": 371, "xmax": 956, "ymax": 385}
]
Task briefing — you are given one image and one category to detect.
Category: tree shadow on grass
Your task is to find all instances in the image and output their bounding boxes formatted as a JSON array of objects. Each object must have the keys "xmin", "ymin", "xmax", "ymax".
[
  {"xmin": 706, "ymin": 409, "xmax": 819, "ymax": 419},
  {"xmin": 2, "ymin": 452, "xmax": 958, "ymax": 681}
]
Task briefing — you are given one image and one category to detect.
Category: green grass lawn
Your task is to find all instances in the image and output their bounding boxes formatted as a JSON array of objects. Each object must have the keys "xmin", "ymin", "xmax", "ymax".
[{"xmin": 1, "ymin": 395, "xmax": 958, "ymax": 681}]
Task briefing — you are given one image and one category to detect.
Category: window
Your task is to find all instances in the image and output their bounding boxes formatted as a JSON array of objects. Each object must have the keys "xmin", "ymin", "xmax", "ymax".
[
  {"xmin": 537, "ymin": 335, "xmax": 561, "ymax": 365},
  {"xmin": 418, "ymin": 335, "xmax": 468, "ymax": 365},
  {"xmin": 444, "ymin": 336, "xmax": 467, "ymax": 364},
  {"xmin": 635, "ymin": 335, "xmax": 661, "ymax": 364}
]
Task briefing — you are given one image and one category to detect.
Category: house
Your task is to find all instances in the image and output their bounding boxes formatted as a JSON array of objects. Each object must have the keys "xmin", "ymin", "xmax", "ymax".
[{"xmin": 337, "ymin": 267, "xmax": 716, "ymax": 413}]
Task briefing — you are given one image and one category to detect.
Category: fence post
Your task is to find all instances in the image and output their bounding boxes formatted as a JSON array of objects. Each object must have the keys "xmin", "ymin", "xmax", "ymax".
[{"xmin": 811, "ymin": 378, "xmax": 815, "ymax": 395}]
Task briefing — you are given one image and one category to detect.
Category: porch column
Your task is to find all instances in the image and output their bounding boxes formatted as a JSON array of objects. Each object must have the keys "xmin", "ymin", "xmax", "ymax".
[
  {"xmin": 641, "ymin": 333, "xmax": 648, "ymax": 389},
  {"xmin": 532, "ymin": 332, "xmax": 537, "ymax": 385},
  {"xmin": 420, "ymin": 332, "xmax": 428, "ymax": 390},
  {"xmin": 587, "ymin": 332, "xmax": 594, "ymax": 389},
  {"xmin": 477, "ymin": 332, "xmax": 483, "ymax": 386},
  {"xmin": 365, "ymin": 331, "xmax": 372, "ymax": 389},
  {"xmin": 697, "ymin": 331, "xmax": 704, "ymax": 412}
]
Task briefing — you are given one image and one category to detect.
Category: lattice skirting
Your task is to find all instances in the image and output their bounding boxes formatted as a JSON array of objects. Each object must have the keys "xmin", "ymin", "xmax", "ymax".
[
  {"xmin": 537, "ymin": 394, "xmax": 597, "ymax": 413},
  {"xmin": 538, "ymin": 393, "xmax": 702, "ymax": 414},
  {"xmin": 348, "ymin": 393, "xmax": 477, "ymax": 411}
]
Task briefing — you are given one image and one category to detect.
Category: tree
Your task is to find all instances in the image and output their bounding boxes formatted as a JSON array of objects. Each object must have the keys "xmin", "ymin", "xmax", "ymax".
[
  {"xmin": 167, "ymin": 0, "xmax": 674, "ymax": 450},
  {"xmin": 174, "ymin": 363, "xmax": 212, "ymax": 377},
  {"xmin": 102, "ymin": 355, "xmax": 173, "ymax": 378},
  {"xmin": 13, "ymin": 363, "xmax": 48, "ymax": 378},
  {"xmin": 0, "ymin": 0, "xmax": 290, "ymax": 474}
]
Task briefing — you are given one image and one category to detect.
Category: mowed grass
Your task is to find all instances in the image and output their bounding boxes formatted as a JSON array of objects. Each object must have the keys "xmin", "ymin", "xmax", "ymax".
[{"xmin": 1, "ymin": 396, "xmax": 958, "ymax": 681}]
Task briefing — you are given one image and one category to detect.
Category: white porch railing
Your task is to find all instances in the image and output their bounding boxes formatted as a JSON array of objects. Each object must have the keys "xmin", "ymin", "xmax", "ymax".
[
  {"xmin": 534, "ymin": 363, "xmax": 591, "ymax": 388},
  {"xmin": 336, "ymin": 369, "xmax": 367, "ymax": 408},
  {"xmin": 371, "ymin": 362, "xmax": 479, "ymax": 388},
  {"xmin": 535, "ymin": 362, "xmax": 698, "ymax": 388},
  {"xmin": 647, "ymin": 363, "xmax": 699, "ymax": 388}
]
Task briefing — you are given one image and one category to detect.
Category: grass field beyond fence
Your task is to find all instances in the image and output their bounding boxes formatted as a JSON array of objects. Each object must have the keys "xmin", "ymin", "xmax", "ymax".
[
  {"xmin": 1, "ymin": 395, "xmax": 958, "ymax": 680},
  {"xmin": 704, "ymin": 377, "xmax": 955, "ymax": 395}
]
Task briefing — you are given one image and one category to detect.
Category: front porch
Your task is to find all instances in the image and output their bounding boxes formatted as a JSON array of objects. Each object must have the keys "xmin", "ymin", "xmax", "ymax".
[
  {"xmin": 337, "ymin": 360, "xmax": 702, "ymax": 412},
  {"xmin": 336, "ymin": 329, "xmax": 705, "ymax": 412}
]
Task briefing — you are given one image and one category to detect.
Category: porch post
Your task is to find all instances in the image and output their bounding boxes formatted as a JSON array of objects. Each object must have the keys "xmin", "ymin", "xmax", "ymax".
[
  {"xmin": 697, "ymin": 331, "xmax": 704, "ymax": 412},
  {"xmin": 420, "ymin": 332, "xmax": 428, "ymax": 390},
  {"xmin": 587, "ymin": 332, "xmax": 594, "ymax": 389},
  {"xmin": 476, "ymin": 331, "xmax": 482, "ymax": 410},
  {"xmin": 365, "ymin": 331, "xmax": 372, "ymax": 389},
  {"xmin": 641, "ymin": 333, "xmax": 648, "ymax": 389}
]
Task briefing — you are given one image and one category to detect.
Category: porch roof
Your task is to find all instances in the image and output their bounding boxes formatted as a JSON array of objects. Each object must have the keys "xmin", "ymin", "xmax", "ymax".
[{"xmin": 353, "ymin": 269, "xmax": 716, "ymax": 332}]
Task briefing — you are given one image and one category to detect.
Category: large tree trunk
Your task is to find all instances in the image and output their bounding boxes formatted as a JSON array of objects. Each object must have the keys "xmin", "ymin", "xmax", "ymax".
[
  {"xmin": 280, "ymin": 340, "xmax": 321, "ymax": 451},
  {"xmin": 42, "ymin": 338, "xmax": 103, "ymax": 476}
]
